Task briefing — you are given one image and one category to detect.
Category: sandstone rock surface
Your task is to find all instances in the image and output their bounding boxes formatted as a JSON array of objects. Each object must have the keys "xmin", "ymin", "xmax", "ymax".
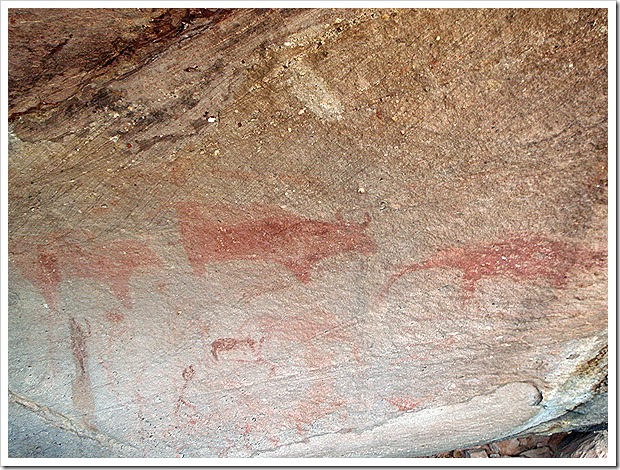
[{"xmin": 7, "ymin": 8, "xmax": 608, "ymax": 459}]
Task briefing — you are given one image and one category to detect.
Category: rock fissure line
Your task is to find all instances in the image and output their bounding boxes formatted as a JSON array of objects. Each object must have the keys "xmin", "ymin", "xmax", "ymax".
[{"xmin": 8, "ymin": 389, "xmax": 135, "ymax": 451}]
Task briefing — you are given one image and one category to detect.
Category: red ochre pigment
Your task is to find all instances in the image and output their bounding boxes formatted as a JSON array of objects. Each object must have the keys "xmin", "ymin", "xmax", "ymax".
[
  {"xmin": 210, "ymin": 337, "xmax": 260, "ymax": 361},
  {"xmin": 381, "ymin": 234, "xmax": 607, "ymax": 299},
  {"xmin": 176, "ymin": 202, "xmax": 377, "ymax": 282},
  {"xmin": 10, "ymin": 235, "xmax": 160, "ymax": 312},
  {"xmin": 386, "ymin": 396, "xmax": 421, "ymax": 412}
]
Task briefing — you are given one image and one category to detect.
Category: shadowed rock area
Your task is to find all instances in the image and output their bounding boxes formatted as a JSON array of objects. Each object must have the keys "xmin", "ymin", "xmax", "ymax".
[{"xmin": 7, "ymin": 8, "xmax": 607, "ymax": 458}]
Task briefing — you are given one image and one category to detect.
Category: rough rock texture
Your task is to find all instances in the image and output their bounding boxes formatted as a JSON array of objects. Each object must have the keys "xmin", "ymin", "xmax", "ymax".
[
  {"xmin": 555, "ymin": 430, "xmax": 608, "ymax": 458},
  {"xmin": 7, "ymin": 8, "xmax": 608, "ymax": 458},
  {"xmin": 432, "ymin": 429, "xmax": 608, "ymax": 458}
]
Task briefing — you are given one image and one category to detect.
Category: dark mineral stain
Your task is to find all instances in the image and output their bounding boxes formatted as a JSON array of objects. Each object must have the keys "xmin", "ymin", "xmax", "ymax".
[
  {"xmin": 88, "ymin": 88, "xmax": 123, "ymax": 111},
  {"xmin": 10, "ymin": 234, "xmax": 160, "ymax": 312},
  {"xmin": 380, "ymin": 234, "xmax": 607, "ymax": 299},
  {"xmin": 8, "ymin": 291, "xmax": 20, "ymax": 306},
  {"xmin": 70, "ymin": 317, "xmax": 95, "ymax": 426},
  {"xmin": 176, "ymin": 202, "xmax": 376, "ymax": 282},
  {"xmin": 70, "ymin": 317, "xmax": 88, "ymax": 375}
]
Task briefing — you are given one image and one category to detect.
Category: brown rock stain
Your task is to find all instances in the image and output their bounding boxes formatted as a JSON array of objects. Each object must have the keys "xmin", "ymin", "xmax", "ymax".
[
  {"xmin": 162, "ymin": 155, "xmax": 195, "ymax": 187},
  {"xmin": 70, "ymin": 317, "xmax": 95, "ymax": 426},
  {"xmin": 176, "ymin": 202, "xmax": 376, "ymax": 282},
  {"xmin": 380, "ymin": 234, "xmax": 607, "ymax": 300},
  {"xmin": 10, "ymin": 233, "xmax": 160, "ymax": 312},
  {"xmin": 210, "ymin": 166, "xmax": 324, "ymax": 192},
  {"xmin": 210, "ymin": 167, "xmax": 256, "ymax": 183}
]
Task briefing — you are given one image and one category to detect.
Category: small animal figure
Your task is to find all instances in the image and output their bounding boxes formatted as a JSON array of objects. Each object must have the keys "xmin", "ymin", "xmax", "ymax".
[{"xmin": 211, "ymin": 337, "xmax": 261, "ymax": 361}]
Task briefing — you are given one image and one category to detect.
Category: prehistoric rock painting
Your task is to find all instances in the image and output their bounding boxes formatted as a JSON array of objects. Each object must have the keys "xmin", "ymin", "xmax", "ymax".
[
  {"xmin": 380, "ymin": 234, "xmax": 607, "ymax": 300},
  {"xmin": 210, "ymin": 337, "xmax": 263, "ymax": 362},
  {"xmin": 9, "ymin": 233, "xmax": 160, "ymax": 312},
  {"xmin": 172, "ymin": 364, "xmax": 210, "ymax": 437},
  {"xmin": 386, "ymin": 396, "xmax": 421, "ymax": 412},
  {"xmin": 202, "ymin": 310, "xmax": 356, "ymax": 446},
  {"xmin": 176, "ymin": 202, "xmax": 376, "ymax": 282},
  {"xmin": 285, "ymin": 380, "xmax": 347, "ymax": 434},
  {"xmin": 240, "ymin": 309, "xmax": 356, "ymax": 370}
]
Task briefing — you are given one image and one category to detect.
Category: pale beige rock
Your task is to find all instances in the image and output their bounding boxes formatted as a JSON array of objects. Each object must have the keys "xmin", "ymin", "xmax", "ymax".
[{"xmin": 258, "ymin": 383, "xmax": 542, "ymax": 457}]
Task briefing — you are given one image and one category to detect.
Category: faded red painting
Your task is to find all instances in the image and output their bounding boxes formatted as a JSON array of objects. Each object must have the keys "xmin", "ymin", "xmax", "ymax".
[
  {"xmin": 381, "ymin": 234, "xmax": 607, "ymax": 299},
  {"xmin": 285, "ymin": 380, "xmax": 346, "ymax": 434},
  {"xmin": 176, "ymin": 202, "xmax": 376, "ymax": 282},
  {"xmin": 386, "ymin": 396, "xmax": 420, "ymax": 412},
  {"xmin": 210, "ymin": 337, "xmax": 263, "ymax": 362},
  {"xmin": 9, "ymin": 233, "xmax": 160, "ymax": 312},
  {"xmin": 241, "ymin": 309, "xmax": 356, "ymax": 369}
]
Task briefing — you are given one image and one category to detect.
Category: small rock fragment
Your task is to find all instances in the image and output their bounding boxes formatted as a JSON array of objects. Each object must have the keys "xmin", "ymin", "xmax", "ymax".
[
  {"xmin": 490, "ymin": 438, "xmax": 523, "ymax": 456},
  {"xmin": 519, "ymin": 446, "xmax": 553, "ymax": 458},
  {"xmin": 466, "ymin": 449, "xmax": 488, "ymax": 458},
  {"xmin": 519, "ymin": 435, "xmax": 550, "ymax": 449}
]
